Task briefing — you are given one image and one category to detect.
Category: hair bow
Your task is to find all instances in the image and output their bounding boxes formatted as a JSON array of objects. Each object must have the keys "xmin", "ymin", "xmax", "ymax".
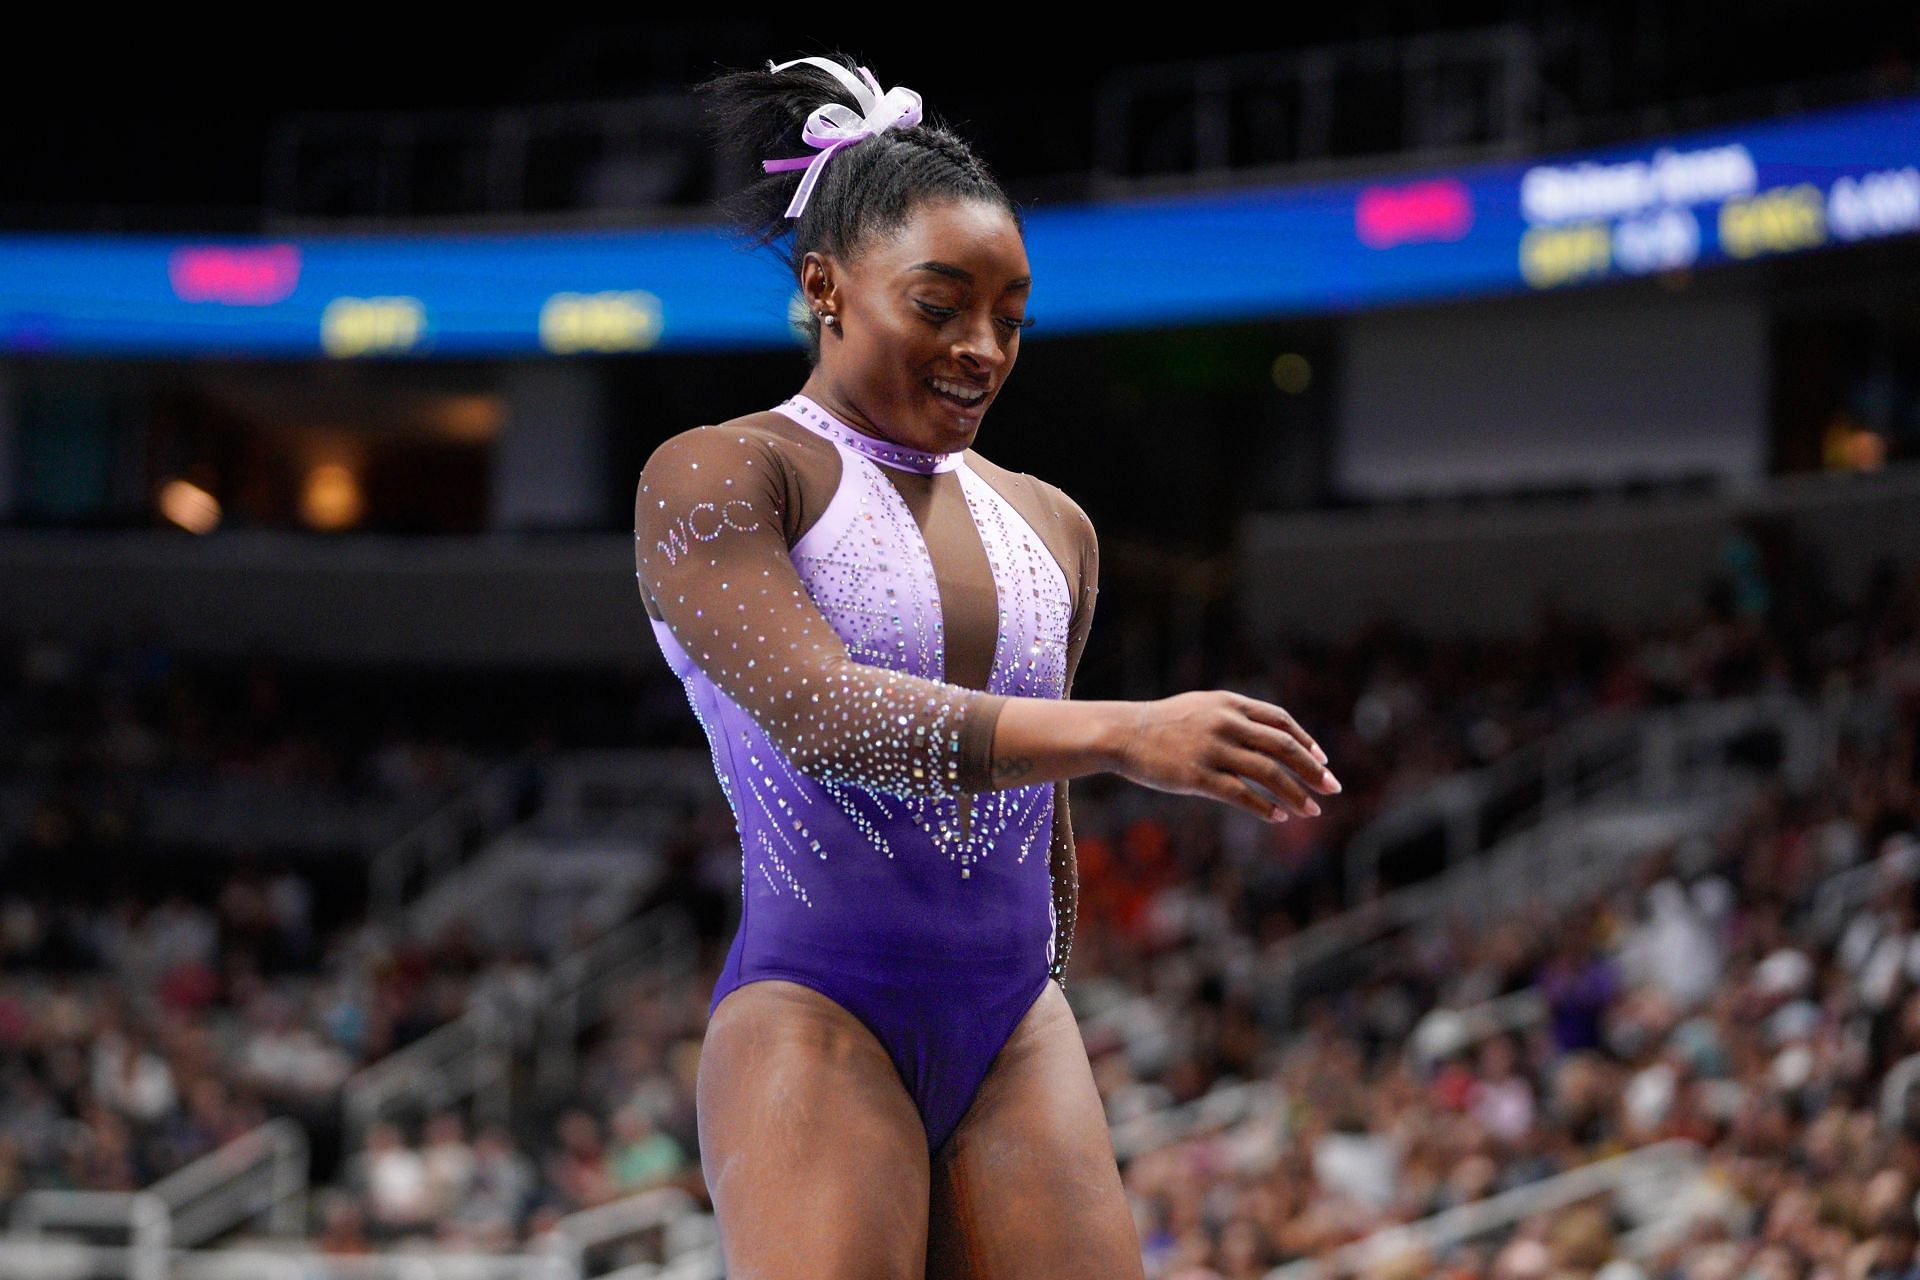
[{"xmin": 760, "ymin": 57, "xmax": 923, "ymax": 220}]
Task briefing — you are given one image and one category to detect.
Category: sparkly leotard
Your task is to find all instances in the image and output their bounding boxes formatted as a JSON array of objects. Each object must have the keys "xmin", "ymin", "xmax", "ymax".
[{"xmin": 633, "ymin": 392, "xmax": 1099, "ymax": 1154}]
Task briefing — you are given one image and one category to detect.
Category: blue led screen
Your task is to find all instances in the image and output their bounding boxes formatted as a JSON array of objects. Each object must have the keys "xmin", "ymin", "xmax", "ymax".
[{"xmin": 3, "ymin": 96, "xmax": 1917, "ymax": 357}]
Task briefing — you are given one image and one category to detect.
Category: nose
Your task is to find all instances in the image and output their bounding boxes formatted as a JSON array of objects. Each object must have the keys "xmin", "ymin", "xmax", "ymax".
[{"xmin": 952, "ymin": 311, "xmax": 1008, "ymax": 373}]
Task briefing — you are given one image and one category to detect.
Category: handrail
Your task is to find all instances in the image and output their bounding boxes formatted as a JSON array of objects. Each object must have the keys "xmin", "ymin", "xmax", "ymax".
[
  {"xmin": 537, "ymin": 748, "xmax": 720, "ymax": 832},
  {"xmin": 8, "ymin": 1189, "xmax": 171, "ymax": 1280},
  {"xmin": 1110, "ymin": 1080, "xmax": 1283, "ymax": 1163},
  {"xmin": 1256, "ymin": 786, "xmax": 1739, "ymax": 1028},
  {"xmin": 1346, "ymin": 692, "xmax": 1828, "ymax": 903},
  {"xmin": 170, "ymin": 1248, "xmax": 570, "ymax": 1279},
  {"xmin": 548, "ymin": 1187, "xmax": 708, "ymax": 1278},
  {"xmin": 1883, "ymin": 1052, "xmax": 1920, "ymax": 1130},
  {"xmin": 1343, "ymin": 705, "xmax": 1641, "ymax": 902},
  {"xmin": 592, "ymin": 1248, "xmax": 723, "ymax": 1280},
  {"xmin": 343, "ymin": 907, "xmax": 694, "ymax": 1140},
  {"xmin": 342, "ymin": 1004, "xmax": 515, "ymax": 1140},
  {"xmin": 1407, "ymin": 989, "xmax": 1548, "ymax": 1070},
  {"xmin": 0, "ymin": 1242, "xmax": 573, "ymax": 1280},
  {"xmin": 146, "ymin": 1117, "xmax": 309, "ymax": 1245},
  {"xmin": 1264, "ymin": 1140, "xmax": 1705, "ymax": 1280},
  {"xmin": 369, "ymin": 760, "xmax": 526, "ymax": 924},
  {"xmin": 1812, "ymin": 831, "xmax": 1920, "ymax": 942},
  {"xmin": 1258, "ymin": 693, "xmax": 1840, "ymax": 1027},
  {"xmin": 535, "ymin": 909, "xmax": 698, "ymax": 1100}
]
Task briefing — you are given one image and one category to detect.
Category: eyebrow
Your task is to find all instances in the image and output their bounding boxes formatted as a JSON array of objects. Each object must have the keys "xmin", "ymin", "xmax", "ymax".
[{"xmin": 907, "ymin": 260, "xmax": 1032, "ymax": 290}]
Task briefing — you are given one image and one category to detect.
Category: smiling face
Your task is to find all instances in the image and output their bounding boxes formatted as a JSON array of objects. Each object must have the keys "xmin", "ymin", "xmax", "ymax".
[{"xmin": 799, "ymin": 197, "xmax": 1031, "ymax": 453}]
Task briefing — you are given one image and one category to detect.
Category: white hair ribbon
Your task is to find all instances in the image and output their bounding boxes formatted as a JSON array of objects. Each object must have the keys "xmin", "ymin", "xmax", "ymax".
[{"xmin": 760, "ymin": 57, "xmax": 924, "ymax": 219}]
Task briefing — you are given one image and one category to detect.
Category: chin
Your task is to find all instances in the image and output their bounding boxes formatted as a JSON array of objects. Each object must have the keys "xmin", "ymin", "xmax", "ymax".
[{"xmin": 916, "ymin": 385, "xmax": 990, "ymax": 439}]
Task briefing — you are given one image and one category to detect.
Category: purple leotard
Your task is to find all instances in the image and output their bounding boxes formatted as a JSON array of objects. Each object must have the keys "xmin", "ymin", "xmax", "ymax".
[{"xmin": 633, "ymin": 393, "xmax": 1099, "ymax": 1153}]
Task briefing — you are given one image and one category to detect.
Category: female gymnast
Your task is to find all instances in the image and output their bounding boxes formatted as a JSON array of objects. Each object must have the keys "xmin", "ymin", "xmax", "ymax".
[{"xmin": 633, "ymin": 51, "xmax": 1341, "ymax": 1279}]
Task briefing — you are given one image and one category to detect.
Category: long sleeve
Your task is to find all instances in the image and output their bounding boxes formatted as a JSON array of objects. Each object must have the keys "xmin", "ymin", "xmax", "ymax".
[
  {"xmin": 1046, "ymin": 501, "xmax": 1100, "ymax": 984},
  {"xmin": 634, "ymin": 424, "xmax": 1011, "ymax": 798}
]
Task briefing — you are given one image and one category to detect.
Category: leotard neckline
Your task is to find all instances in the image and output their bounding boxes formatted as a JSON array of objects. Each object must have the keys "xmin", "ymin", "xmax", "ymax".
[{"xmin": 773, "ymin": 393, "xmax": 967, "ymax": 475}]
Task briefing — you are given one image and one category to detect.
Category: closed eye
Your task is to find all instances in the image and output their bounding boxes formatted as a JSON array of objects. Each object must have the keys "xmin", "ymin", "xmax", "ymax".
[{"xmin": 916, "ymin": 301, "xmax": 1033, "ymax": 331}]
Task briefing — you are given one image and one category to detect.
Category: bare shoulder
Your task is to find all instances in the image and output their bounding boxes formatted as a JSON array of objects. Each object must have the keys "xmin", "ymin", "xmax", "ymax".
[
  {"xmin": 645, "ymin": 411, "xmax": 811, "ymax": 463},
  {"xmin": 709, "ymin": 408, "xmax": 819, "ymax": 448},
  {"xmin": 963, "ymin": 449, "xmax": 1097, "ymax": 544},
  {"xmin": 636, "ymin": 410, "xmax": 834, "ymax": 493}
]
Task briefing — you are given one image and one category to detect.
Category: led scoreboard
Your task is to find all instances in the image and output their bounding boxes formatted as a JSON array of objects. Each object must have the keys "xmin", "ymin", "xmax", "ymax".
[{"xmin": 3, "ymin": 96, "xmax": 1917, "ymax": 357}]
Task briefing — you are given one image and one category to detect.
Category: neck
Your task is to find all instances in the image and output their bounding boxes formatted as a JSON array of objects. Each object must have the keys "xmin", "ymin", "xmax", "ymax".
[
  {"xmin": 799, "ymin": 374, "xmax": 980, "ymax": 454},
  {"xmin": 779, "ymin": 388, "xmax": 966, "ymax": 476},
  {"xmin": 798, "ymin": 376, "xmax": 900, "ymax": 443}
]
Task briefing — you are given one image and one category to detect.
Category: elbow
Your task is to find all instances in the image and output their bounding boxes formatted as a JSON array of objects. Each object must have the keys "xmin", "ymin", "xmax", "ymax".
[
  {"xmin": 755, "ymin": 655, "xmax": 975, "ymax": 799},
  {"xmin": 781, "ymin": 741, "xmax": 960, "ymax": 799}
]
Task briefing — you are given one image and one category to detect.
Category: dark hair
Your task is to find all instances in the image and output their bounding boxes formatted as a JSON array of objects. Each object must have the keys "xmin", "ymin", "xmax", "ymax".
[{"xmin": 693, "ymin": 51, "xmax": 1025, "ymax": 364}]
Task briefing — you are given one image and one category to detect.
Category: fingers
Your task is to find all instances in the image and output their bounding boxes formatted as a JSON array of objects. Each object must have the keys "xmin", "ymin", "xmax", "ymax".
[
  {"xmin": 1234, "ymin": 718, "xmax": 1341, "ymax": 795},
  {"xmin": 1218, "ymin": 774, "xmax": 1291, "ymax": 824},
  {"xmin": 1218, "ymin": 745, "xmax": 1320, "ymax": 819},
  {"xmin": 1231, "ymin": 696, "xmax": 1330, "ymax": 769}
]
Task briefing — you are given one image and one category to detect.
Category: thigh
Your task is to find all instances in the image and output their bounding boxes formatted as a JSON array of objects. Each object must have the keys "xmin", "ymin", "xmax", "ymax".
[
  {"xmin": 925, "ymin": 981, "xmax": 1144, "ymax": 1280},
  {"xmin": 699, "ymin": 979, "xmax": 931, "ymax": 1280}
]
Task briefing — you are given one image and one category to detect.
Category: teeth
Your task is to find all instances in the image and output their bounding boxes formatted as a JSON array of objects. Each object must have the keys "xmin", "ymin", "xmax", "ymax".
[{"xmin": 929, "ymin": 378, "xmax": 985, "ymax": 404}]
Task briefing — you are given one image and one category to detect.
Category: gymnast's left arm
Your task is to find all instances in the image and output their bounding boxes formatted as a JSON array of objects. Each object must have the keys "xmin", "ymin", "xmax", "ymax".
[{"xmin": 1046, "ymin": 500, "xmax": 1100, "ymax": 984}]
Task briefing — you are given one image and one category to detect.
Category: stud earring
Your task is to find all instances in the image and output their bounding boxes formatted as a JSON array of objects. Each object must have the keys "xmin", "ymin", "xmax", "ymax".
[{"xmin": 819, "ymin": 313, "xmax": 837, "ymax": 327}]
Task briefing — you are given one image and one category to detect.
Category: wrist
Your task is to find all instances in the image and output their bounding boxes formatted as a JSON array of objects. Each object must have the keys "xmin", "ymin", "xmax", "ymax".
[{"xmin": 1085, "ymin": 699, "xmax": 1145, "ymax": 774}]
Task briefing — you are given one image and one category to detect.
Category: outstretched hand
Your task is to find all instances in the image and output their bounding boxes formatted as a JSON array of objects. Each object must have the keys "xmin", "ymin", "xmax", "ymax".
[{"xmin": 1112, "ymin": 691, "xmax": 1340, "ymax": 824}]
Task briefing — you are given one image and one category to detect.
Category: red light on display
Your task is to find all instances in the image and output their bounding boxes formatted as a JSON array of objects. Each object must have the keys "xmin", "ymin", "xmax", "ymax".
[
  {"xmin": 169, "ymin": 244, "xmax": 303, "ymax": 305},
  {"xmin": 1355, "ymin": 179, "xmax": 1475, "ymax": 249}
]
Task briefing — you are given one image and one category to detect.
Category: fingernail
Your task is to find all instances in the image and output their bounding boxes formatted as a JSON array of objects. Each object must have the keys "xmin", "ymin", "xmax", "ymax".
[
  {"xmin": 1323, "ymin": 770, "xmax": 1342, "ymax": 793},
  {"xmin": 1311, "ymin": 743, "xmax": 1328, "ymax": 765},
  {"xmin": 1305, "ymin": 798, "xmax": 1322, "ymax": 816},
  {"xmin": 1271, "ymin": 807, "xmax": 1289, "ymax": 823}
]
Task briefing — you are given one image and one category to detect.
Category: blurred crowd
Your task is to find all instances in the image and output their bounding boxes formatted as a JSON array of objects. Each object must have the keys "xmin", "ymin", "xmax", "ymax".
[
  {"xmin": 1073, "ymin": 561, "xmax": 1920, "ymax": 1279},
  {"xmin": 3, "ymin": 636, "xmax": 482, "ymax": 791},
  {"xmin": 0, "ymin": 880, "xmax": 550, "ymax": 1206},
  {"xmin": 0, "ymin": 555, "xmax": 1915, "ymax": 1276},
  {"xmin": 1107, "ymin": 739, "xmax": 1919, "ymax": 1280}
]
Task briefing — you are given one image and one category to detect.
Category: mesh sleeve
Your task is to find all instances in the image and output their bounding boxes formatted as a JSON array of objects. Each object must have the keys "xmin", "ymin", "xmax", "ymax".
[
  {"xmin": 1047, "ymin": 504, "xmax": 1100, "ymax": 984},
  {"xmin": 634, "ymin": 424, "xmax": 1010, "ymax": 798}
]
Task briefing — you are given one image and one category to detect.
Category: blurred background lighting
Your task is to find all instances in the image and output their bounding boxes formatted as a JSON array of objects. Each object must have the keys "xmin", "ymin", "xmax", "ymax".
[
  {"xmin": 1271, "ymin": 352, "xmax": 1313, "ymax": 394},
  {"xmin": 300, "ymin": 462, "xmax": 365, "ymax": 530},
  {"xmin": 156, "ymin": 477, "xmax": 220, "ymax": 533}
]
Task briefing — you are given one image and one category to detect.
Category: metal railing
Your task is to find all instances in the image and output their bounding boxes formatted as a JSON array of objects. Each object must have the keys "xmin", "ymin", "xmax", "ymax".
[
  {"xmin": 1345, "ymin": 692, "xmax": 1832, "ymax": 903},
  {"xmin": 1255, "ymin": 693, "xmax": 1838, "ymax": 1028},
  {"xmin": 1264, "ymin": 1140, "xmax": 1706, "ymax": 1280},
  {"xmin": 0, "ymin": 1190, "xmax": 722, "ymax": 1280},
  {"xmin": 1883, "ymin": 1052, "xmax": 1920, "ymax": 1130},
  {"xmin": 369, "ymin": 761, "xmax": 528, "ymax": 924},
  {"xmin": 535, "ymin": 749, "xmax": 720, "ymax": 833},
  {"xmin": 1094, "ymin": 26, "xmax": 1538, "ymax": 189},
  {"xmin": 4, "ymin": 1124, "xmax": 306, "ymax": 1277},
  {"xmin": 266, "ymin": 94, "xmax": 716, "ymax": 227},
  {"xmin": 147, "ymin": 1119, "xmax": 309, "ymax": 1247},
  {"xmin": 547, "ymin": 1188, "xmax": 716, "ymax": 1280},
  {"xmin": 7, "ymin": 1190, "xmax": 170, "ymax": 1280},
  {"xmin": 1407, "ymin": 989, "xmax": 1549, "ymax": 1071},
  {"xmin": 535, "ymin": 910, "xmax": 698, "ymax": 1101},
  {"xmin": 0, "ymin": 1240, "xmax": 572, "ymax": 1280},
  {"xmin": 342, "ymin": 1004, "xmax": 517, "ymax": 1141},
  {"xmin": 1812, "ymin": 830, "xmax": 1920, "ymax": 942},
  {"xmin": 342, "ymin": 905, "xmax": 696, "ymax": 1139},
  {"xmin": 1110, "ymin": 1080, "xmax": 1284, "ymax": 1164}
]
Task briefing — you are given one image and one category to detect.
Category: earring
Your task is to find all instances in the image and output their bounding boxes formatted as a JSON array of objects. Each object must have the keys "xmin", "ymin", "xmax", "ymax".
[{"xmin": 819, "ymin": 313, "xmax": 837, "ymax": 327}]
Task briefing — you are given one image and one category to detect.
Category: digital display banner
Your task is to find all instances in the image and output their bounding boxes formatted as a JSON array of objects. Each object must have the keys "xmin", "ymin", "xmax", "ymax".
[{"xmin": 3, "ymin": 96, "xmax": 1917, "ymax": 357}]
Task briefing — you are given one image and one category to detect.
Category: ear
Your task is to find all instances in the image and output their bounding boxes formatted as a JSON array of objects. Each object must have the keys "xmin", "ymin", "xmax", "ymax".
[{"xmin": 798, "ymin": 250, "xmax": 840, "ymax": 315}]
